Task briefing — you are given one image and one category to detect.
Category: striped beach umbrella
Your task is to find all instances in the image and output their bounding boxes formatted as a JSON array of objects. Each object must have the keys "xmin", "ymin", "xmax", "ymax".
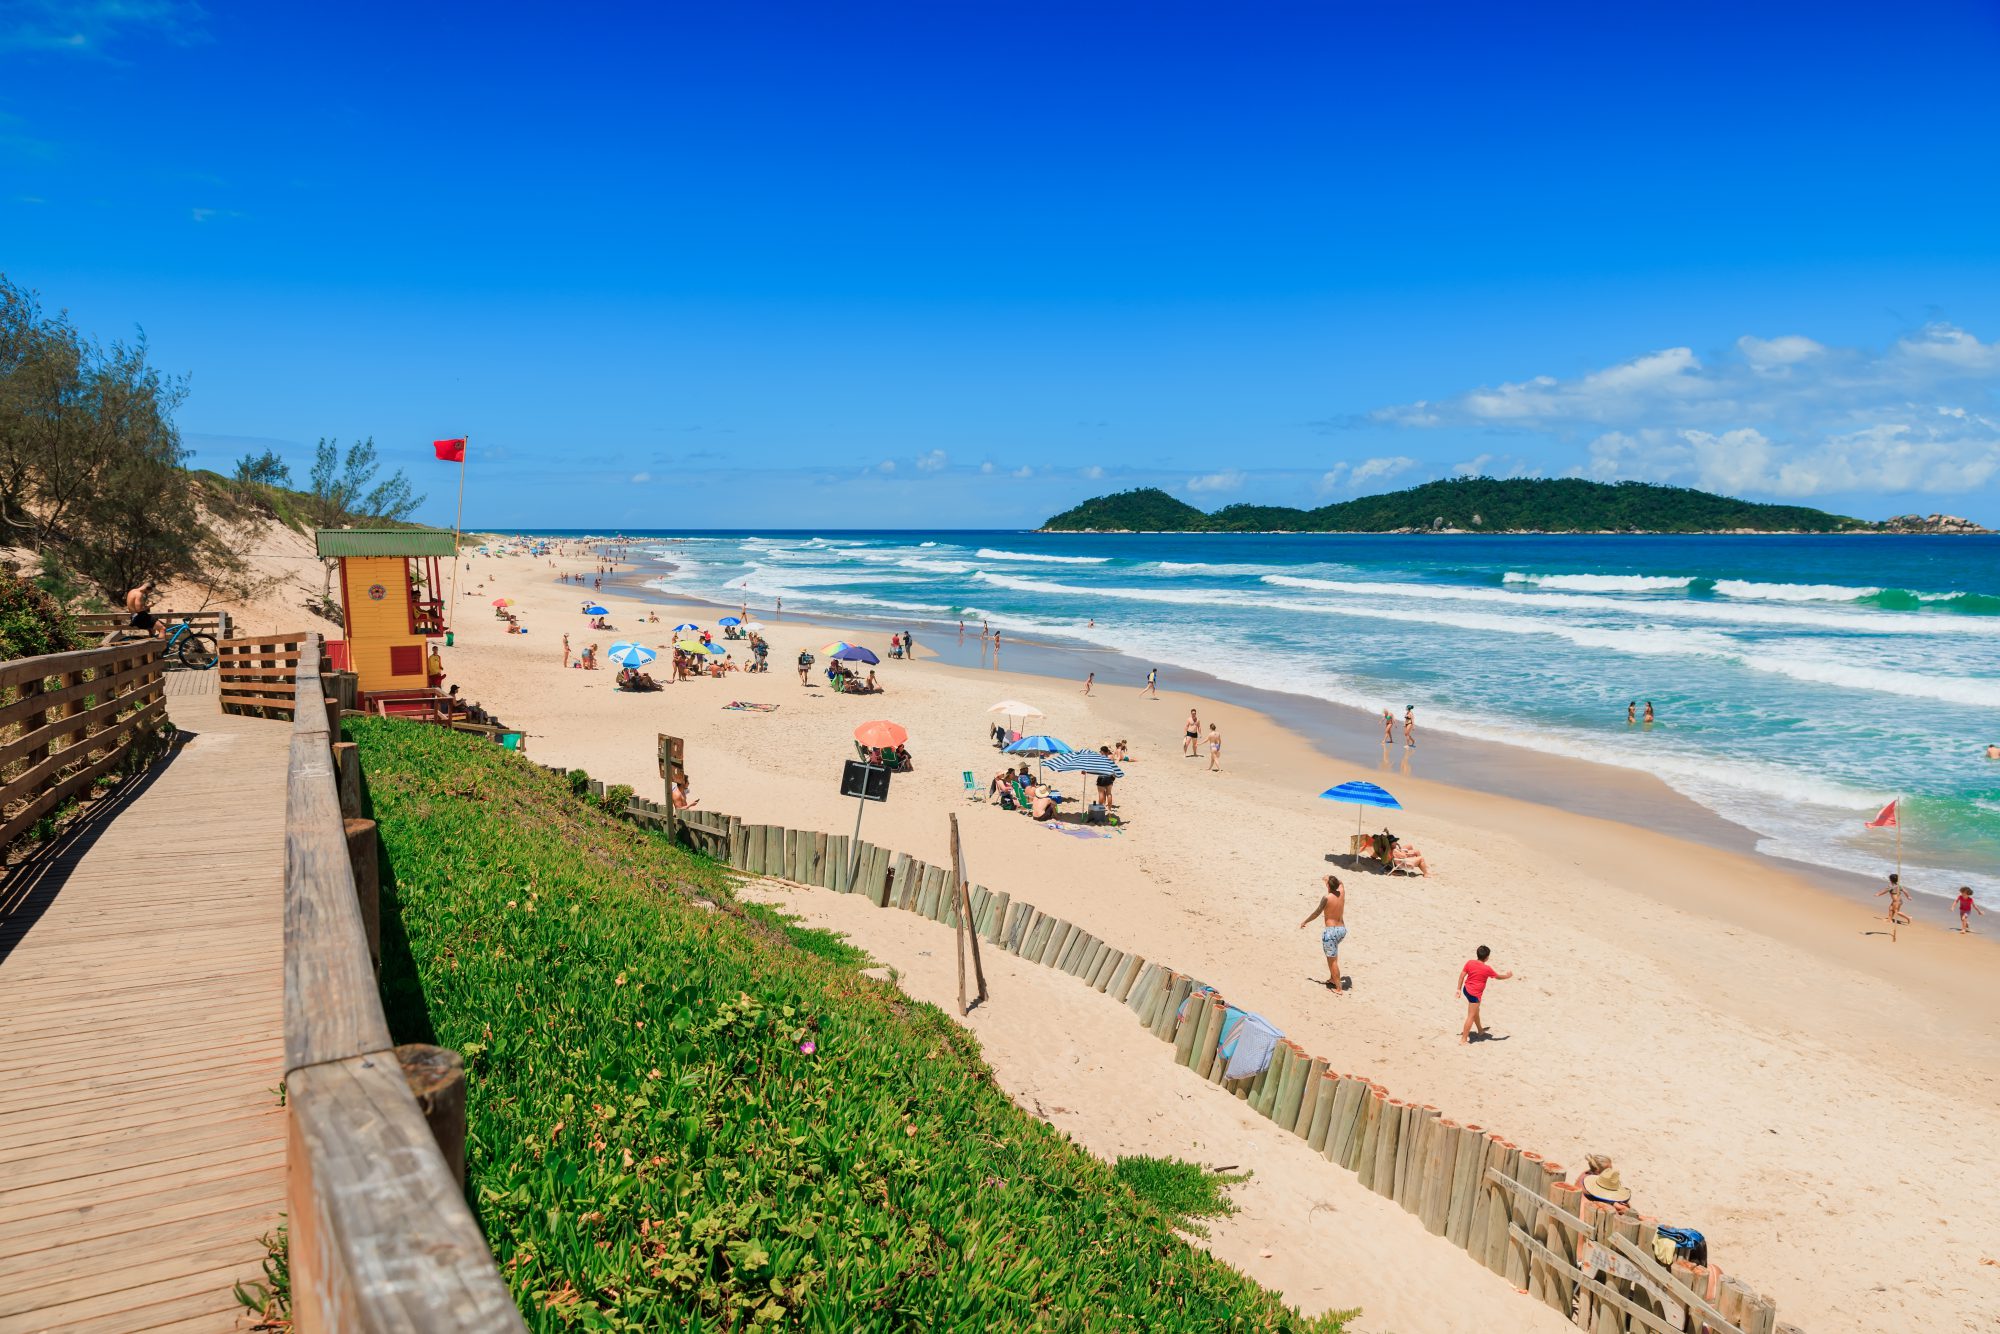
[
  {"xmin": 1046, "ymin": 750, "xmax": 1122, "ymax": 778},
  {"xmin": 1318, "ymin": 779, "xmax": 1403, "ymax": 838},
  {"xmin": 606, "ymin": 642, "xmax": 656, "ymax": 667}
]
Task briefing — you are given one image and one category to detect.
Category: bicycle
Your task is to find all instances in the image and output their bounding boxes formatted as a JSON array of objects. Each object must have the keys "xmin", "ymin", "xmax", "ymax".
[{"xmin": 101, "ymin": 617, "xmax": 220, "ymax": 670}]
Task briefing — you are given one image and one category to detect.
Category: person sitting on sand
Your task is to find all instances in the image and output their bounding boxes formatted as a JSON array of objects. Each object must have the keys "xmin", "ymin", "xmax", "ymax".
[
  {"xmin": 864, "ymin": 670, "xmax": 880, "ymax": 694},
  {"xmin": 1028, "ymin": 783, "xmax": 1058, "ymax": 821},
  {"xmin": 582, "ymin": 643, "xmax": 599, "ymax": 669},
  {"xmin": 891, "ymin": 743, "xmax": 912, "ymax": 772},
  {"xmin": 1578, "ymin": 1157, "xmax": 1632, "ymax": 1209},
  {"xmin": 1392, "ymin": 841, "xmax": 1431, "ymax": 876},
  {"xmin": 990, "ymin": 766, "xmax": 1019, "ymax": 800},
  {"xmin": 1114, "ymin": 739, "xmax": 1131, "ymax": 763}
]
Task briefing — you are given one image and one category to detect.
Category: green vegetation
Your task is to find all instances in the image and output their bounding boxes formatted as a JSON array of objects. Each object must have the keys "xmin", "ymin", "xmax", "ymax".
[
  {"xmin": 0, "ymin": 571, "xmax": 82, "ymax": 659},
  {"xmin": 1041, "ymin": 478, "xmax": 1868, "ymax": 534},
  {"xmin": 351, "ymin": 718, "xmax": 1347, "ymax": 1332},
  {"xmin": 1, "ymin": 273, "xmax": 424, "ymax": 601},
  {"xmin": 1111, "ymin": 1157, "xmax": 1249, "ymax": 1238}
]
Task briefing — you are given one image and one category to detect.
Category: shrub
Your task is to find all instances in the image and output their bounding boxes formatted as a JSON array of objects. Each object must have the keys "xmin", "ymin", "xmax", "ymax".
[
  {"xmin": 351, "ymin": 719, "xmax": 1349, "ymax": 1332},
  {"xmin": 0, "ymin": 569, "xmax": 82, "ymax": 659},
  {"xmin": 1112, "ymin": 1156, "xmax": 1248, "ymax": 1238}
]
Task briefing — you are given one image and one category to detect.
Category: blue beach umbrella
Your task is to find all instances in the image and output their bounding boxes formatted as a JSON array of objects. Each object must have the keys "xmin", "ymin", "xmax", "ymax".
[
  {"xmin": 582, "ymin": 604, "xmax": 609, "ymax": 616},
  {"xmin": 718, "ymin": 616, "xmax": 742, "ymax": 626},
  {"xmin": 1005, "ymin": 733, "xmax": 1073, "ymax": 780},
  {"xmin": 1319, "ymin": 779, "xmax": 1403, "ymax": 838},
  {"xmin": 703, "ymin": 642, "xmax": 727, "ymax": 657},
  {"xmin": 1046, "ymin": 751, "xmax": 1123, "ymax": 778},
  {"xmin": 606, "ymin": 642, "xmax": 656, "ymax": 667},
  {"xmin": 832, "ymin": 645, "xmax": 880, "ymax": 665},
  {"xmin": 674, "ymin": 622, "xmax": 699, "ymax": 632}
]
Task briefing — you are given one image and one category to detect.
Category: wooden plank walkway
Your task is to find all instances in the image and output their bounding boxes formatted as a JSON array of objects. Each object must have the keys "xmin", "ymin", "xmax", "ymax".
[{"xmin": 0, "ymin": 689, "xmax": 288, "ymax": 1333}]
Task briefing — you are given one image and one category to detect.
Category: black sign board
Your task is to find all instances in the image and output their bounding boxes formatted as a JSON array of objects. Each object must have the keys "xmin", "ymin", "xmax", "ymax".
[{"xmin": 840, "ymin": 761, "xmax": 891, "ymax": 802}]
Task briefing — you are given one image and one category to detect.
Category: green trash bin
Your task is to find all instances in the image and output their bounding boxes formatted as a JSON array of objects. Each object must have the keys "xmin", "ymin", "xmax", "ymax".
[
  {"xmin": 445, "ymin": 631, "xmax": 455, "ymax": 647},
  {"xmin": 501, "ymin": 732, "xmax": 523, "ymax": 750}
]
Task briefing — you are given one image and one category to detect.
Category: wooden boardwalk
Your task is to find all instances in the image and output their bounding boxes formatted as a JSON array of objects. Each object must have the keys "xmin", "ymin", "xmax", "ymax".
[{"xmin": 0, "ymin": 689, "xmax": 288, "ymax": 1333}]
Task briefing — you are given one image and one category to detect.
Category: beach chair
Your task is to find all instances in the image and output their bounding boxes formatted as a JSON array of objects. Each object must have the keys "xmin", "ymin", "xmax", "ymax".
[{"xmin": 962, "ymin": 770, "xmax": 982, "ymax": 800}]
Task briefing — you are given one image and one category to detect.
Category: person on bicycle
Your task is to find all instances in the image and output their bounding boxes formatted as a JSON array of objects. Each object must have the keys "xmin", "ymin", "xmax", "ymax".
[{"xmin": 125, "ymin": 581, "xmax": 160, "ymax": 638}]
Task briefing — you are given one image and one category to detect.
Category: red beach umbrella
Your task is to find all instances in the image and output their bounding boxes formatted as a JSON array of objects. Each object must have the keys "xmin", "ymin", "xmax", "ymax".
[{"xmin": 853, "ymin": 720, "xmax": 908, "ymax": 749}]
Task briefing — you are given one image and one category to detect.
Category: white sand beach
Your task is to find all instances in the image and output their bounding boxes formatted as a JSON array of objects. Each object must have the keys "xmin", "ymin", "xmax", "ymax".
[{"xmin": 440, "ymin": 543, "xmax": 2000, "ymax": 1333}]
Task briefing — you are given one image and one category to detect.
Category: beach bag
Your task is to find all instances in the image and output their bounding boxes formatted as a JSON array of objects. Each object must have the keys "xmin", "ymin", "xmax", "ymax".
[{"xmin": 1652, "ymin": 1226, "xmax": 1706, "ymax": 1267}]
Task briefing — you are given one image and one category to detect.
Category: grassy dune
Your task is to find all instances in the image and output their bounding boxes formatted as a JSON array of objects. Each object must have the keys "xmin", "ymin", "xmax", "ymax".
[{"xmin": 350, "ymin": 718, "xmax": 1349, "ymax": 1332}]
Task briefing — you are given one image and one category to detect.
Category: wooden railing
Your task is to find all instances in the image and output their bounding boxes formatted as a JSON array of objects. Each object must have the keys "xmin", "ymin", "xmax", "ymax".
[
  {"xmin": 0, "ymin": 640, "xmax": 167, "ymax": 849},
  {"xmin": 220, "ymin": 632, "xmax": 315, "ymax": 719},
  {"xmin": 283, "ymin": 635, "xmax": 523, "ymax": 1331},
  {"xmin": 74, "ymin": 609, "xmax": 232, "ymax": 642}
]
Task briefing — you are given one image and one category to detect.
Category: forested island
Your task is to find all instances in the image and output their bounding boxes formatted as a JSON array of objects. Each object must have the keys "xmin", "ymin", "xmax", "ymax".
[{"xmin": 1039, "ymin": 478, "xmax": 1935, "ymax": 534}]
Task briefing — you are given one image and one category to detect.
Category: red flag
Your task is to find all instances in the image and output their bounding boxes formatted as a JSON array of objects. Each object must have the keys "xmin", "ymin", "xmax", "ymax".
[
  {"xmin": 433, "ymin": 438, "xmax": 466, "ymax": 462},
  {"xmin": 1865, "ymin": 799, "xmax": 1898, "ymax": 829}
]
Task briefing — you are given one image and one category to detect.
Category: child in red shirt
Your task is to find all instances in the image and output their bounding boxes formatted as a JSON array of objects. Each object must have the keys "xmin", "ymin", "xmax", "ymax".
[
  {"xmin": 1457, "ymin": 945, "xmax": 1513, "ymax": 1044},
  {"xmin": 1959, "ymin": 887, "xmax": 1985, "ymax": 935}
]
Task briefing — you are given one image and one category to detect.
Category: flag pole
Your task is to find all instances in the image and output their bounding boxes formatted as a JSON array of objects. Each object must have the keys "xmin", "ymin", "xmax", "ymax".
[{"xmin": 447, "ymin": 434, "xmax": 467, "ymax": 626}]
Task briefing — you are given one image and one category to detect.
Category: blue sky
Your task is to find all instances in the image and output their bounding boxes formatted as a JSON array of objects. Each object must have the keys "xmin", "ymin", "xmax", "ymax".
[{"xmin": 5, "ymin": 1, "xmax": 2000, "ymax": 528}]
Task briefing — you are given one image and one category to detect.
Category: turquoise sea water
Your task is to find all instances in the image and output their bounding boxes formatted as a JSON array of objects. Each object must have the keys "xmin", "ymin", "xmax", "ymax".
[{"xmin": 609, "ymin": 530, "xmax": 1999, "ymax": 901}]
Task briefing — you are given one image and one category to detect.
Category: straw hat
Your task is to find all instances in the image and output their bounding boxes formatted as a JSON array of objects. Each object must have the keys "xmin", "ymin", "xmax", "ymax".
[{"xmin": 1581, "ymin": 1167, "xmax": 1631, "ymax": 1203}]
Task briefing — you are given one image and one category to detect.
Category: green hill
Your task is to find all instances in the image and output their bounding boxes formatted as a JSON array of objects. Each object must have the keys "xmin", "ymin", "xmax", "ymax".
[{"xmin": 1041, "ymin": 478, "xmax": 1866, "ymax": 534}]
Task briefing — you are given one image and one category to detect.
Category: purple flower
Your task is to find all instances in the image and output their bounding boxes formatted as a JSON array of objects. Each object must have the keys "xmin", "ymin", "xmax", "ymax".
[{"xmin": 799, "ymin": 1040, "xmax": 817, "ymax": 1056}]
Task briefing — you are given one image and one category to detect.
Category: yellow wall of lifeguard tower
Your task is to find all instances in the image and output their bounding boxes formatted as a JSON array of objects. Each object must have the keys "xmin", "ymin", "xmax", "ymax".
[{"xmin": 341, "ymin": 555, "xmax": 428, "ymax": 694}]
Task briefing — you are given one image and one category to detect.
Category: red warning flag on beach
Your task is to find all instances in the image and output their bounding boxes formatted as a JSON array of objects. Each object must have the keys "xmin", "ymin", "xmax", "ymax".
[
  {"xmin": 1865, "ymin": 799, "xmax": 1898, "ymax": 828},
  {"xmin": 433, "ymin": 438, "xmax": 466, "ymax": 462}
]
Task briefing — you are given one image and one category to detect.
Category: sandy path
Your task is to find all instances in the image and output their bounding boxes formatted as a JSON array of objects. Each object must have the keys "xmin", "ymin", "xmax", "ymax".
[{"xmin": 438, "ymin": 544, "xmax": 2000, "ymax": 1332}]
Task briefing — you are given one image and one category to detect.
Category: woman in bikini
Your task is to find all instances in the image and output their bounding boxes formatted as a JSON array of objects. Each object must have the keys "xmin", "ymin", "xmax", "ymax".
[
  {"xmin": 1207, "ymin": 722, "xmax": 1222, "ymax": 772},
  {"xmin": 1184, "ymin": 709, "xmax": 1200, "ymax": 758}
]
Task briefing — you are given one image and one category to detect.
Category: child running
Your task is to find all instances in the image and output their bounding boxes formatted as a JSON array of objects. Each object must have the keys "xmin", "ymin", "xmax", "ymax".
[
  {"xmin": 1457, "ymin": 945, "xmax": 1511, "ymax": 1043},
  {"xmin": 1958, "ymin": 886, "xmax": 1985, "ymax": 934}
]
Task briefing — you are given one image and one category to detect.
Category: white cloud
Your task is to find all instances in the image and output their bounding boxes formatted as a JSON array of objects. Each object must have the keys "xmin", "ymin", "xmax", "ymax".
[
  {"xmin": 1349, "ymin": 455, "xmax": 1417, "ymax": 485},
  {"xmin": 1185, "ymin": 469, "xmax": 1246, "ymax": 494},
  {"xmin": 630, "ymin": 471, "xmax": 651, "ymax": 484},
  {"xmin": 1082, "ymin": 465, "xmax": 1105, "ymax": 480},
  {"xmin": 1372, "ymin": 323, "xmax": 2000, "ymax": 499},
  {"xmin": 877, "ymin": 459, "xmax": 896, "ymax": 473},
  {"xmin": 0, "ymin": 0, "xmax": 208, "ymax": 56},
  {"xmin": 980, "ymin": 461, "xmax": 996, "ymax": 474},
  {"xmin": 1013, "ymin": 466, "xmax": 1033, "ymax": 479},
  {"xmin": 1588, "ymin": 421, "xmax": 2000, "ymax": 498},
  {"xmin": 914, "ymin": 449, "xmax": 947, "ymax": 472}
]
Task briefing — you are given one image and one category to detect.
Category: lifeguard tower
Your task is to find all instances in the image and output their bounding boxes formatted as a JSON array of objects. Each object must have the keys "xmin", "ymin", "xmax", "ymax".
[{"xmin": 316, "ymin": 527, "xmax": 459, "ymax": 705}]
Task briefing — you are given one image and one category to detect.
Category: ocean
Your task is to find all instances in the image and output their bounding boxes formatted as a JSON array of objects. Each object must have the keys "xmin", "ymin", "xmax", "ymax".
[{"xmin": 603, "ymin": 530, "xmax": 1999, "ymax": 902}]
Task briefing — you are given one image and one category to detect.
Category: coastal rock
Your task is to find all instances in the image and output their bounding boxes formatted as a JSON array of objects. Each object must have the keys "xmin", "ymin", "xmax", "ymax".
[{"xmin": 1877, "ymin": 512, "xmax": 1991, "ymax": 534}]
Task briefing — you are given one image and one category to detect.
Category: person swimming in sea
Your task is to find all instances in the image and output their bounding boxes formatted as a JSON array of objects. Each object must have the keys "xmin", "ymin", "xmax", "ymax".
[
  {"xmin": 1643, "ymin": 701, "xmax": 1655, "ymax": 726},
  {"xmin": 1628, "ymin": 701, "xmax": 1636, "ymax": 726}
]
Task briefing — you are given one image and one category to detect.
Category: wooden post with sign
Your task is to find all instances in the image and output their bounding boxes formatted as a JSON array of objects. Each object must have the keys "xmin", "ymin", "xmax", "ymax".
[
  {"xmin": 947, "ymin": 812, "xmax": 989, "ymax": 1014},
  {"xmin": 657, "ymin": 733, "xmax": 684, "ymax": 844}
]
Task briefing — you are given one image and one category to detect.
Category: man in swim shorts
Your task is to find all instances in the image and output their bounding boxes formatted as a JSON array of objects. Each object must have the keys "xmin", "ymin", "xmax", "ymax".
[{"xmin": 1298, "ymin": 874, "xmax": 1348, "ymax": 995}]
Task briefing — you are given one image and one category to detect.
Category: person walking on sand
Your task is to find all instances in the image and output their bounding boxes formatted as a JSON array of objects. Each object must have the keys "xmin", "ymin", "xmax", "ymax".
[
  {"xmin": 1184, "ymin": 709, "xmax": 1200, "ymax": 757},
  {"xmin": 1877, "ymin": 872, "xmax": 1912, "ymax": 932},
  {"xmin": 1143, "ymin": 668, "xmax": 1159, "ymax": 698},
  {"xmin": 1458, "ymin": 945, "xmax": 1511, "ymax": 1043},
  {"xmin": 1403, "ymin": 705, "xmax": 1416, "ymax": 749},
  {"xmin": 1956, "ymin": 886, "xmax": 1984, "ymax": 934},
  {"xmin": 1082, "ymin": 671, "xmax": 1095, "ymax": 696},
  {"xmin": 1383, "ymin": 709, "xmax": 1393, "ymax": 744},
  {"xmin": 1298, "ymin": 875, "xmax": 1348, "ymax": 995},
  {"xmin": 1207, "ymin": 721, "xmax": 1222, "ymax": 772}
]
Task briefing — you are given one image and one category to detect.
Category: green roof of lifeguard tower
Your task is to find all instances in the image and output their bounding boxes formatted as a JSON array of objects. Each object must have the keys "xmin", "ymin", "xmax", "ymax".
[{"xmin": 314, "ymin": 527, "xmax": 461, "ymax": 559}]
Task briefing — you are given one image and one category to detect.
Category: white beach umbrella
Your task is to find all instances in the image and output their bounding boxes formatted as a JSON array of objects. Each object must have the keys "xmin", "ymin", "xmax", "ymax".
[{"xmin": 987, "ymin": 699, "xmax": 1044, "ymax": 718}]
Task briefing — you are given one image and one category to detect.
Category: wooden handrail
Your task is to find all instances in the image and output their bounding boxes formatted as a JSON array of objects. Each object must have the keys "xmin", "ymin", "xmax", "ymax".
[
  {"xmin": 221, "ymin": 632, "xmax": 316, "ymax": 720},
  {"xmin": 0, "ymin": 640, "xmax": 166, "ymax": 850},
  {"xmin": 283, "ymin": 635, "xmax": 523, "ymax": 1330},
  {"xmin": 74, "ymin": 609, "xmax": 231, "ymax": 637}
]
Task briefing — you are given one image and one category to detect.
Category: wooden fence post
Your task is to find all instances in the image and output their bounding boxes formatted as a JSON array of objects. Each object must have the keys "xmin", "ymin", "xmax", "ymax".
[
  {"xmin": 333, "ymin": 742, "xmax": 362, "ymax": 818},
  {"xmin": 395, "ymin": 1044, "xmax": 469, "ymax": 1190},
  {"xmin": 344, "ymin": 817, "xmax": 381, "ymax": 967}
]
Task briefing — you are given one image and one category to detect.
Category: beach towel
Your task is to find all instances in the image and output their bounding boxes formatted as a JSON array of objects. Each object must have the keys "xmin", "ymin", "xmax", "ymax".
[
  {"xmin": 1216, "ymin": 1008, "xmax": 1283, "ymax": 1080},
  {"xmin": 723, "ymin": 701, "xmax": 779, "ymax": 712},
  {"xmin": 1042, "ymin": 823, "xmax": 1110, "ymax": 839}
]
